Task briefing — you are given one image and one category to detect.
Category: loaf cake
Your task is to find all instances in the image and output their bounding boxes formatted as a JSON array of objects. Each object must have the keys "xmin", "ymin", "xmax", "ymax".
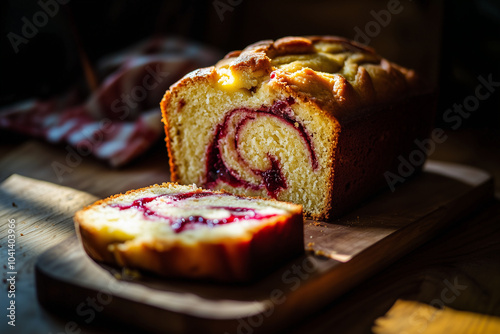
[
  {"xmin": 75, "ymin": 183, "xmax": 303, "ymax": 282},
  {"xmin": 160, "ymin": 36, "xmax": 434, "ymax": 220}
]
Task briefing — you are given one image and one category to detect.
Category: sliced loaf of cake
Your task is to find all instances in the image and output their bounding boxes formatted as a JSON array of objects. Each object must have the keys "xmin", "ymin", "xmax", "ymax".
[{"xmin": 161, "ymin": 36, "xmax": 435, "ymax": 220}]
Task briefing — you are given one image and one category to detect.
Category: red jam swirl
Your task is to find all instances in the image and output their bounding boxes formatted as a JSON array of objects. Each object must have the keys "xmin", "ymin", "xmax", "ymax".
[
  {"xmin": 205, "ymin": 98, "xmax": 317, "ymax": 198},
  {"xmin": 110, "ymin": 191, "xmax": 278, "ymax": 233}
]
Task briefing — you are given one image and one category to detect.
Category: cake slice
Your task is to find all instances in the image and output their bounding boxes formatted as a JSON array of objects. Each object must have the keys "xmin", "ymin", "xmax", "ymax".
[
  {"xmin": 160, "ymin": 36, "xmax": 435, "ymax": 220},
  {"xmin": 75, "ymin": 183, "xmax": 303, "ymax": 282}
]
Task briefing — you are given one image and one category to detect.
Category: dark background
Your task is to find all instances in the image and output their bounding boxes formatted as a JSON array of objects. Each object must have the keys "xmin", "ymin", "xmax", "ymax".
[{"xmin": 1, "ymin": 0, "xmax": 499, "ymax": 131}]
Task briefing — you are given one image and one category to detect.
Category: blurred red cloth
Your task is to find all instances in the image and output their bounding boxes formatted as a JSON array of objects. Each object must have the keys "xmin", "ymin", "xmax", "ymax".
[{"xmin": 0, "ymin": 37, "xmax": 220, "ymax": 166}]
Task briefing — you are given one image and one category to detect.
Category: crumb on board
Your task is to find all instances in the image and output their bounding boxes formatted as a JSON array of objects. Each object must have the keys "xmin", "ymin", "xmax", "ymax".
[
  {"xmin": 12, "ymin": 202, "xmax": 17, "ymax": 207},
  {"xmin": 123, "ymin": 268, "xmax": 141, "ymax": 279},
  {"xmin": 315, "ymin": 250, "xmax": 329, "ymax": 257},
  {"xmin": 20, "ymin": 233, "xmax": 24, "ymax": 236},
  {"xmin": 113, "ymin": 268, "xmax": 142, "ymax": 280}
]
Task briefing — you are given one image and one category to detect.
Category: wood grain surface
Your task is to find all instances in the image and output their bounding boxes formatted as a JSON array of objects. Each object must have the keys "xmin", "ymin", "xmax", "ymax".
[
  {"xmin": 1, "ymin": 138, "xmax": 499, "ymax": 334},
  {"xmin": 290, "ymin": 198, "xmax": 500, "ymax": 334},
  {"xmin": 0, "ymin": 175, "xmax": 99, "ymax": 334},
  {"xmin": 25, "ymin": 160, "xmax": 493, "ymax": 334}
]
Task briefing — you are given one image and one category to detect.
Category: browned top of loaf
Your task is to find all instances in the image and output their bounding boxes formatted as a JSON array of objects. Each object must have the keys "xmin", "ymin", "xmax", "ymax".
[{"xmin": 168, "ymin": 36, "xmax": 425, "ymax": 122}]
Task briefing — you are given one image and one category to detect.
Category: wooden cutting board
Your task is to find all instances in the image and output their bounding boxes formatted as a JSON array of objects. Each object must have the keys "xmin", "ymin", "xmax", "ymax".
[{"xmin": 33, "ymin": 161, "xmax": 493, "ymax": 334}]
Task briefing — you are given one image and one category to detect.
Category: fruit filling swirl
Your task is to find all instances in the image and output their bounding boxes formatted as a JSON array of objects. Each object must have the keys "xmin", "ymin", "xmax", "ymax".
[
  {"xmin": 205, "ymin": 98, "xmax": 318, "ymax": 198},
  {"xmin": 110, "ymin": 192, "xmax": 281, "ymax": 233}
]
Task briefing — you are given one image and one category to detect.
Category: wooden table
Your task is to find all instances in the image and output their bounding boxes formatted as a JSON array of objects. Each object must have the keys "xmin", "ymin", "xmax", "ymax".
[{"xmin": 0, "ymin": 128, "xmax": 499, "ymax": 334}]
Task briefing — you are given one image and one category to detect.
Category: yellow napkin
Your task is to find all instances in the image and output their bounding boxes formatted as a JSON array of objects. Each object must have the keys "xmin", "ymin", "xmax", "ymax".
[{"xmin": 373, "ymin": 299, "xmax": 500, "ymax": 334}]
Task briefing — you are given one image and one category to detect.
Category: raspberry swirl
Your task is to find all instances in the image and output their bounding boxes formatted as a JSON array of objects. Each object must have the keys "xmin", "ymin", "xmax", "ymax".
[{"xmin": 205, "ymin": 98, "xmax": 318, "ymax": 198}]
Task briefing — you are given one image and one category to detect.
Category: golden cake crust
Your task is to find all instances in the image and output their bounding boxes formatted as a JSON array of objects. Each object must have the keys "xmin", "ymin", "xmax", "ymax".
[{"xmin": 164, "ymin": 36, "xmax": 423, "ymax": 121}]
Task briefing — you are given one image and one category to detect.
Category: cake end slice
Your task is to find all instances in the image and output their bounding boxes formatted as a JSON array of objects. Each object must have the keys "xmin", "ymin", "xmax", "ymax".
[{"xmin": 75, "ymin": 183, "xmax": 304, "ymax": 282}]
